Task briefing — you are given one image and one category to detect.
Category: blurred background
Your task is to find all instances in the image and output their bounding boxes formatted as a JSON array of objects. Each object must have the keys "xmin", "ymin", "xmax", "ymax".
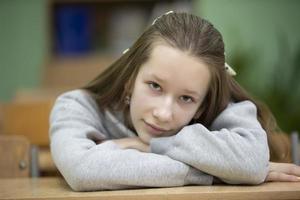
[{"xmin": 0, "ymin": 0, "xmax": 299, "ymax": 177}]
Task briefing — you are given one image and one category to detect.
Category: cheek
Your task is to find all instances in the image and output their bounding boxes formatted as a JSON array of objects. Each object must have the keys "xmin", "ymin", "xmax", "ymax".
[
  {"xmin": 131, "ymin": 86, "xmax": 149, "ymax": 109},
  {"xmin": 176, "ymin": 112, "xmax": 193, "ymax": 126},
  {"xmin": 130, "ymin": 84, "xmax": 153, "ymax": 120},
  {"xmin": 130, "ymin": 81, "xmax": 160, "ymax": 110},
  {"xmin": 166, "ymin": 111, "xmax": 195, "ymax": 137},
  {"xmin": 133, "ymin": 93, "xmax": 148, "ymax": 105},
  {"xmin": 173, "ymin": 107, "xmax": 199, "ymax": 128}
]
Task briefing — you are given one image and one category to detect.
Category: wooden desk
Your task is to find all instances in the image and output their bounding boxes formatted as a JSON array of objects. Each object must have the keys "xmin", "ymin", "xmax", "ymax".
[{"xmin": 0, "ymin": 177, "xmax": 300, "ymax": 200}]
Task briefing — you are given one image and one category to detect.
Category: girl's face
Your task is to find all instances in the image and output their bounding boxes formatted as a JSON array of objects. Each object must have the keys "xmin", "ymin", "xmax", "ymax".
[{"xmin": 129, "ymin": 44, "xmax": 211, "ymax": 144}]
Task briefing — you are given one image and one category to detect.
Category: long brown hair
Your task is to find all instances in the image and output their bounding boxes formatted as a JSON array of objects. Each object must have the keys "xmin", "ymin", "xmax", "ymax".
[{"xmin": 84, "ymin": 12, "xmax": 290, "ymax": 162}]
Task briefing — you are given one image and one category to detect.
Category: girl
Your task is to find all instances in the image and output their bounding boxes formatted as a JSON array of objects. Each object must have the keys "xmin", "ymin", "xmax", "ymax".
[{"xmin": 50, "ymin": 12, "xmax": 300, "ymax": 191}]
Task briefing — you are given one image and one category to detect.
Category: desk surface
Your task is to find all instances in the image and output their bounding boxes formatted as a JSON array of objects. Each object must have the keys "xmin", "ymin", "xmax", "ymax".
[{"xmin": 1, "ymin": 177, "xmax": 300, "ymax": 200}]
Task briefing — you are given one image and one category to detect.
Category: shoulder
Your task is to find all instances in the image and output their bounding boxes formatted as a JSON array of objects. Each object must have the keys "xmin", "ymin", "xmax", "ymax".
[
  {"xmin": 51, "ymin": 89, "xmax": 100, "ymax": 120},
  {"xmin": 56, "ymin": 89, "xmax": 95, "ymax": 102},
  {"xmin": 55, "ymin": 89, "xmax": 97, "ymax": 108},
  {"xmin": 225, "ymin": 100, "xmax": 257, "ymax": 115},
  {"xmin": 210, "ymin": 100, "xmax": 261, "ymax": 130}
]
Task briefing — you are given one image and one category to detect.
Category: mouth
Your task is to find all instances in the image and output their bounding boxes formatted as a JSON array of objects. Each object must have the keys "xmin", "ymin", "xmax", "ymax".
[{"xmin": 143, "ymin": 120, "xmax": 169, "ymax": 136}]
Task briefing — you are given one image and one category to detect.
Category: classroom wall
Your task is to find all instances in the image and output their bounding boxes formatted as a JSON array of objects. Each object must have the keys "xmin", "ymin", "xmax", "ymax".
[
  {"xmin": 1, "ymin": 0, "xmax": 299, "ymax": 104},
  {"xmin": 196, "ymin": 0, "xmax": 300, "ymax": 94},
  {"xmin": 0, "ymin": 0, "xmax": 47, "ymax": 102},
  {"xmin": 195, "ymin": 0, "xmax": 300, "ymax": 132}
]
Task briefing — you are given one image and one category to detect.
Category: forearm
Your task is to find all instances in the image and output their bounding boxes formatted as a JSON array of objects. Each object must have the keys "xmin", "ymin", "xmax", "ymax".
[
  {"xmin": 150, "ymin": 101, "xmax": 270, "ymax": 184},
  {"xmin": 150, "ymin": 124, "xmax": 269, "ymax": 184},
  {"xmin": 51, "ymin": 136, "xmax": 213, "ymax": 191}
]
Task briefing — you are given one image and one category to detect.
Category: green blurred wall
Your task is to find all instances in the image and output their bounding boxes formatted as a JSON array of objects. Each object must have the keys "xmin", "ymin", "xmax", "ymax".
[
  {"xmin": 196, "ymin": 0, "xmax": 300, "ymax": 95},
  {"xmin": 1, "ymin": 0, "xmax": 299, "ymax": 103},
  {"xmin": 196, "ymin": 0, "xmax": 300, "ymax": 132},
  {"xmin": 0, "ymin": 0, "xmax": 47, "ymax": 102}
]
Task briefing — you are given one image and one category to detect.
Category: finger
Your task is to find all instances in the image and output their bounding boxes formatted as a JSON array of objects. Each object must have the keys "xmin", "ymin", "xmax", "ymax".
[
  {"xmin": 275, "ymin": 163, "xmax": 300, "ymax": 176},
  {"xmin": 285, "ymin": 164, "xmax": 300, "ymax": 176},
  {"xmin": 266, "ymin": 171, "xmax": 300, "ymax": 182}
]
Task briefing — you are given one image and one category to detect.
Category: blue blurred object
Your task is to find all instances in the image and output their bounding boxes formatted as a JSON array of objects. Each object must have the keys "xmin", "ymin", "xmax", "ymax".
[{"xmin": 55, "ymin": 6, "xmax": 91, "ymax": 56}]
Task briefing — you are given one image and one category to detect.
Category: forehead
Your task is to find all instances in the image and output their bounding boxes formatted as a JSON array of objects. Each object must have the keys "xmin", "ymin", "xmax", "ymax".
[{"xmin": 138, "ymin": 44, "xmax": 211, "ymax": 96}]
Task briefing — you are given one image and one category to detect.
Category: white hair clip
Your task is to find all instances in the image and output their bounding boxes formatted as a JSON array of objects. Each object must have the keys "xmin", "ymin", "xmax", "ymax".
[
  {"xmin": 165, "ymin": 10, "xmax": 174, "ymax": 15},
  {"xmin": 122, "ymin": 48, "xmax": 129, "ymax": 54},
  {"xmin": 152, "ymin": 10, "xmax": 174, "ymax": 25},
  {"xmin": 225, "ymin": 62, "xmax": 237, "ymax": 76}
]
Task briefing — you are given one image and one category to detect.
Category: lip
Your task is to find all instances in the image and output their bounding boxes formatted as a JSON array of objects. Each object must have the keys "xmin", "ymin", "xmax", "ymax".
[{"xmin": 143, "ymin": 120, "xmax": 168, "ymax": 136}]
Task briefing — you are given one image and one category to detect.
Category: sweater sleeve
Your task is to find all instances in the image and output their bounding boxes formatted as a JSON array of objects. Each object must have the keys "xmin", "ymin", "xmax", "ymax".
[
  {"xmin": 150, "ymin": 101, "xmax": 270, "ymax": 185},
  {"xmin": 49, "ymin": 90, "xmax": 213, "ymax": 191}
]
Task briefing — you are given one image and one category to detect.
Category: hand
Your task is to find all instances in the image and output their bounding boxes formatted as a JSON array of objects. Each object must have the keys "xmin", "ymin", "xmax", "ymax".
[
  {"xmin": 265, "ymin": 162, "xmax": 300, "ymax": 182},
  {"xmin": 112, "ymin": 137, "xmax": 150, "ymax": 153}
]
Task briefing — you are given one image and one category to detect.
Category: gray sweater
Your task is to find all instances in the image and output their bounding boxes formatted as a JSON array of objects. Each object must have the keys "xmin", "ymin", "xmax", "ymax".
[{"xmin": 49, "ymin": 89, "xmax": 269, "ymax": 191}]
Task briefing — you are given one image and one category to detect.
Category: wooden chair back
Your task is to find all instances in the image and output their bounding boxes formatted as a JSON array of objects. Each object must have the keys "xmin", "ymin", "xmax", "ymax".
[
  {"xmin": 1, "ymin": 100, "xmax": 54, "ymax": 147},
  {"xmin": 0, "ymin": 135, "xmax": 31, "ymax": 178},
  {"xmin": 1, "ymin": 100, "xmax": 58, "ymax": 176}
]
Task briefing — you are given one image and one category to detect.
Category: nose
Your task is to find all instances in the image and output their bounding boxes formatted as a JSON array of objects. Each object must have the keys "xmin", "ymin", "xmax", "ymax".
[{"xmin": 152, "ymin": 97, "xmax": 174, "ymax": 123}]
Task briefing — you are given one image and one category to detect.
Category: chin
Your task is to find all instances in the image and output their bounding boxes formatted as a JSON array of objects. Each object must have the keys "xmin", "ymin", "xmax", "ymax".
[{"xmin": 139, "ymin": 134, "xmax": 151, "ymax": 144}]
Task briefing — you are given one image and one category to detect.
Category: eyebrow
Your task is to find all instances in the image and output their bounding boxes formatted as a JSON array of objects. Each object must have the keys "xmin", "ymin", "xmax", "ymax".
[
  {"xmin": 151, "ymin": 74, "xmax": 201, "ymax": 97},
  {"xmin": 152, "ymin": 74, "xmax": 165, "ymax": 83},
  {"xmin": 182, "ymin": 89, "xmax": 201, "ymax": 97}
]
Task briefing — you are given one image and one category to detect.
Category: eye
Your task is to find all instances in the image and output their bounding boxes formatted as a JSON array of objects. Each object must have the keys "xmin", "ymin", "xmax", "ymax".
[
  {"xmin": 179, "ymin": 95, "xmax": 194, "ymax": 103},
  {"xmin": 148, "ymin": 81, "xmax": 161, "ymax": 91}
]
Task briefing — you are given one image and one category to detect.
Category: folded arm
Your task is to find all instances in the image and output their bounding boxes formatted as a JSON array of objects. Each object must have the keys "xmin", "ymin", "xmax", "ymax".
[
  {"xmin": 150, "ymin": 101, "xmax": 270, "ymax": 184},
  {"xmin": 50, "ymin": 91, "xmax": 213, "ymax": 191}
]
